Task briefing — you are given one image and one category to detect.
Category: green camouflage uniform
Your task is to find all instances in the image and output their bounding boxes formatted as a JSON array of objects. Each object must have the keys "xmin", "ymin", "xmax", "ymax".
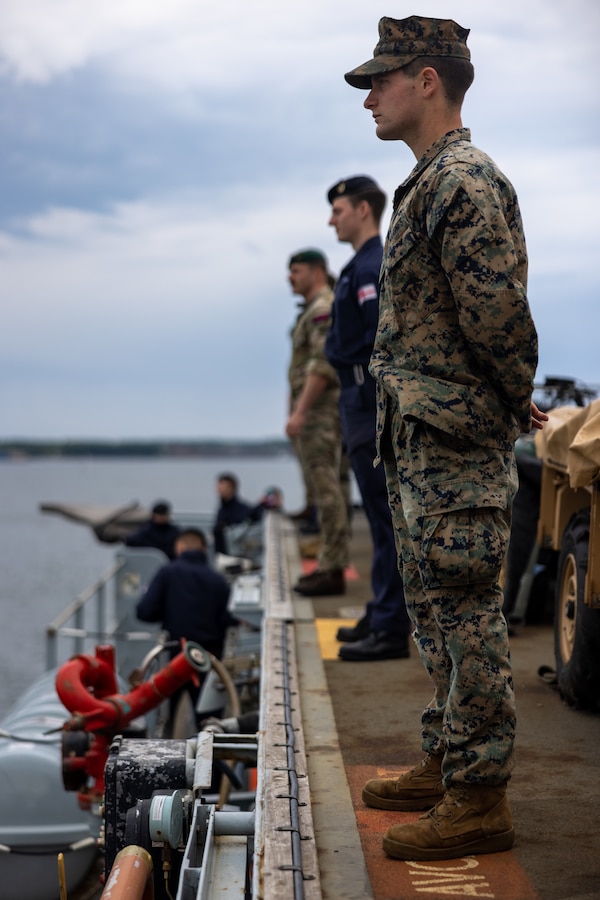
[
  {"xmin": 289, "ymin": 287, "xmax": 349, "ymax": 571},
  {"xmin": 371, "ymin": 129, "xmax": 538, "ymax": 786}
]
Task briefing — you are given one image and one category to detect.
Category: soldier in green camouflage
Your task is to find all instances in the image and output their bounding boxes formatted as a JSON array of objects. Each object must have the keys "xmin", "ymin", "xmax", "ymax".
[
  {"xmin": 286, "ymin": 249, "xmax": 350, "ymax": 596},
  {"xmin": 344, "ymin": 15, "xmax": 547, "ymax": 860}
]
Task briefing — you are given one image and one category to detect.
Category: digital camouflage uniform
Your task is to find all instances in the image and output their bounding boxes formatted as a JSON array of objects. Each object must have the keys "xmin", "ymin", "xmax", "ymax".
[
  {"xmin": 370, "ymin": 129, "xmax": 538, "ymax": 786},
  {"xmin": 289, "ymin": 287, "xmax": 349, "ymax": 572}
]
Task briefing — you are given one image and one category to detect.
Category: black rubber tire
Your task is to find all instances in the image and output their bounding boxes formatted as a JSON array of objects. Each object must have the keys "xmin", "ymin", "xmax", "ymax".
[{"xmin": 554, "ymin": 508, "xmax": 600, "ymax": 711}]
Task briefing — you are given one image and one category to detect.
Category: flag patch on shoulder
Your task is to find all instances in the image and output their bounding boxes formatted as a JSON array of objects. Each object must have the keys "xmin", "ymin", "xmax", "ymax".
[{"xmin": 358, "ymin": 284, "xmax": 378, "ymax": 305}]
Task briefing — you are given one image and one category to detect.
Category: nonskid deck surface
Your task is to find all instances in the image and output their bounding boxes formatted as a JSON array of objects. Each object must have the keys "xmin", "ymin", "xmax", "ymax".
[
  {"xmin": 291, "ymin": 510, "xmax": 600, "ymax": 900},
  {"xmin": 307, "ymin": 620, "xmax": 539, "ymax": 900}
]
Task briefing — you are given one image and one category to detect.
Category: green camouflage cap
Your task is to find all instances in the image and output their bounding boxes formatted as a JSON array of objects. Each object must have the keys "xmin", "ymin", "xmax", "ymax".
[{"xmin": 345, "ymin": 15, "xmax": 470, "ymax": 89}]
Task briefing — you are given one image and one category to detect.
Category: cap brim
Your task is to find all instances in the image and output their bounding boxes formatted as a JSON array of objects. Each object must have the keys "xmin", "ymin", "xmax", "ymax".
[{"xmin": 344, "ymin": 55, "xmax": 407, "ymax": 89}]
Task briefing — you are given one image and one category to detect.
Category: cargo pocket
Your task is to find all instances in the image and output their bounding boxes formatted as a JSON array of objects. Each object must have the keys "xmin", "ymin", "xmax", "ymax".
[{"xmin": 418, "ymin": 481, "xmax": 511, "ymax": 591}]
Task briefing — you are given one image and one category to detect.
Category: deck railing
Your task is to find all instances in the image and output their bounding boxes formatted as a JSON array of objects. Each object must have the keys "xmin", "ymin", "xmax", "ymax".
[{"xmin": 45, "ymin": 559, "xmax": 125, "ymax": 670}]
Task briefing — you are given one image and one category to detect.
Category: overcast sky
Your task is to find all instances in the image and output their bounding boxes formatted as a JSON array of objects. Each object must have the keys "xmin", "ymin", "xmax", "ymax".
[{"xmin": 0, "ymin": 0, "xmax": 598, "ymax": 440}]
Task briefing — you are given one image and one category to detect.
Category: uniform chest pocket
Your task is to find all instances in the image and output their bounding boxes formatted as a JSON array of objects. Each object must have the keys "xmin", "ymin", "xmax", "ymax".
[
  {"xmin": 292, "ymin": 325, "xmax": 309, "ymax": 352},
  {"xmin": 382, "ymin": 220, "xmax": 447, "ymax": 335},
  {"xmin": 382, "ymin": 220, "xmax": 418, "ymax": 277}
]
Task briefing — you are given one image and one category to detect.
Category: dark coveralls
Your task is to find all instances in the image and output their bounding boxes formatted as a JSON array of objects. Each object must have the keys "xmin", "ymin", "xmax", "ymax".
[
  {"xmin": 213, "ymin": 497, "xmax": 262, "ymax": 555},
  {"xmin": 125, "ymin": 520, "xmax": 180, "ymax": 560},
  {"xmin": 325, "ymin": 235, "xmax": 410, "ymax": 638},
  {"xmin": 136, "ymin": 549, "xmax": 236, "ymax": 658},
  {"xmin": 136, "ymin": 549, "xmax": 238, "ymax": 722}
]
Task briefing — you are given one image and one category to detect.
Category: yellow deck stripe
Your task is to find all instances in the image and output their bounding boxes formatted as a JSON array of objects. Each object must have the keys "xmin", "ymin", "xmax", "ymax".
[{"xmin": 315, "ymin": 618, "xmax": 356, "ymax": 660}]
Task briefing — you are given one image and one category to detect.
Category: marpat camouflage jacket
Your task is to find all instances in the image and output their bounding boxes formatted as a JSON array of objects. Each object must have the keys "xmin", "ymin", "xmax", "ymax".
[{"xmin": 370, "ymin": 128, "xmax": 538, "ymax": 450}]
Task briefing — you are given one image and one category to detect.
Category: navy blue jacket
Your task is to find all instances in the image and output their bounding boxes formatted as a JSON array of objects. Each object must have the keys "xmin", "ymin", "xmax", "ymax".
[
  {"xmin": 125, "ymin": 520, "xmax": 180, "ymax": 560},
  {"xmin": 325, "ymin": 235, "xmax": 382, "ymax": 372},
  {"xmin": 136, "ymin": 550, "xmax": 235, "ymax": 658},
  {"xmin": 213, "ymin": 496, "xmax": 263, "ymax": 554},
  {"xmin": 326, "ymin": 235, "xmax": 383, "ymax": 453}
]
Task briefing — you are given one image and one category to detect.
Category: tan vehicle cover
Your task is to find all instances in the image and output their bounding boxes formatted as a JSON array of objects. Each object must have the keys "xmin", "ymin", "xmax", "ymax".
[{"xmin": 535, "ymin": 398, "xmax": 600, "ymax": 488}]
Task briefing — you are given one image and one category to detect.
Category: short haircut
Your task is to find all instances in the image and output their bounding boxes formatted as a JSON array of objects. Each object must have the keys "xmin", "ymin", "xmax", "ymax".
[
  {"xmin": 177, "ymin": 528, "xmax": 207, "ymax": 550},
  {"xmin": 402, "ymin": 56, "xmax": 474, "ymax": 107},
  {"xmin": 217, "ymin": 472, "xmax": 238, "ymax": 490},
  {"xmin": 344, "ymin": 188, "xmax": 387, "ymax": 227}
]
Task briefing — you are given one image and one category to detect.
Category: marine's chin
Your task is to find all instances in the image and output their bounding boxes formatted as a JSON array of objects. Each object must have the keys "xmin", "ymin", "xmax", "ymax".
[{"xmin": 374, "ymin": 121, "xmax": 394, "ymax": 142}]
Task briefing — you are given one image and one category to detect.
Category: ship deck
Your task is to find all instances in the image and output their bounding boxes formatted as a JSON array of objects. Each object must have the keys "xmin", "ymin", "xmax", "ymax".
[
  {"xmin": 288, "ymin": 509, "xmax": 600, "ymax": 900},
  {"xmin": 73, "ymin": 509, "xmax": 600, "ymax": 900}
]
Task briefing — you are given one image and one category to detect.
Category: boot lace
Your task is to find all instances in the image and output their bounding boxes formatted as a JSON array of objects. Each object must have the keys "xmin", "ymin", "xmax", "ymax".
[{"xmin": 428, "ymin": 785, "xmax": 468, "ymax": 824}]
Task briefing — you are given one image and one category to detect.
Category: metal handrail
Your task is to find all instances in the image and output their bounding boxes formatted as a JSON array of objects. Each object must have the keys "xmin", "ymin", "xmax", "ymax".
[{"xmin": 45, "ymin": 559, "xmax": 125, "ymax": 670}]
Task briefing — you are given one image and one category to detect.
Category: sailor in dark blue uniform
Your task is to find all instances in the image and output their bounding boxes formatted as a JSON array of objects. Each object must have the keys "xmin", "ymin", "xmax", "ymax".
[
  {"xmin": 125, "ymin": 500, "xmax": 180, "ymax": 560},
  {"xmin": 326, "ymin": 175, "xmax": 411, "ymax": 660}
]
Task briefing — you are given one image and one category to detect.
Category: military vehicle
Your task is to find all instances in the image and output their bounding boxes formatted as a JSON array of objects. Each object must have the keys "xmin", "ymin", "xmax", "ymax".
[{"xmin": 535, "ymin": 390, "xmax": 600, "ymax": 710}]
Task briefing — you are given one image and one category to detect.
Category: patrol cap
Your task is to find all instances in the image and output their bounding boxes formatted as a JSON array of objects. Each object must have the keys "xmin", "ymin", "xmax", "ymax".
[
  {"xmin": 152, "ymin": 501, "xmax": 171, "ymax": 515},
  {"xmin": 345, "ymin": 15, "xmax": 471, "ymax": 89},
  {"xmin": 327, "ymin": 175, "xmax": 385, "ymax": 205},
  {"xmin": 288, "ymin": 248, "xmax": 328, "ymax": 268}
]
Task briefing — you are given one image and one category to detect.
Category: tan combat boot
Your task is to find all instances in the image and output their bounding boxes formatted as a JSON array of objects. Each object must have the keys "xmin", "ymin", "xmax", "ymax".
[
  {"xmin": 362, "ymin": 753, "xmax": 445, "ymax": 811},
  {"xmin": 382, "ymin": 782, "xmax": 514, "ymax": 860}
]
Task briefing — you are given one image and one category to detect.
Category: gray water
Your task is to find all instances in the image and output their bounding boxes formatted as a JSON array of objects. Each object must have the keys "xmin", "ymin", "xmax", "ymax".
[{"xmin": 0, "ymin": 456, "xmax": 305, "ymax": 716}]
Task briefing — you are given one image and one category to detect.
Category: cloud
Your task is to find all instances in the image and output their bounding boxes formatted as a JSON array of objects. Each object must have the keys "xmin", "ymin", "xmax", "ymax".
[
  {"xmin": 0, "ymin": 0, "xmax": 598, "ymax": 438},
  {"xmin": 1, "ymin": 0, "xmax": 597, "ymax": 92},
  {"xmin": 0, "ymin": 186, "xmax": 347, "ymax": 440}
]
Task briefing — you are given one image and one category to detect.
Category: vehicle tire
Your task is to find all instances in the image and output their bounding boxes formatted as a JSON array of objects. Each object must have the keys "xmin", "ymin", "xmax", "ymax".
[{"xmin": 554, "ymin": 508, "xmax": 600, "ymax": 711}]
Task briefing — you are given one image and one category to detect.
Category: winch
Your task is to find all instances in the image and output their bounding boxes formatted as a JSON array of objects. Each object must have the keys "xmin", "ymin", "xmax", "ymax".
[{"xmin": 102, "ymin": 728, "xmax": 258, "ymax": 900}]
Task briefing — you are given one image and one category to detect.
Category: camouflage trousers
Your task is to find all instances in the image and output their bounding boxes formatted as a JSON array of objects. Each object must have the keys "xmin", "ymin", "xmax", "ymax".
[
  {"xmin": 297, "ymin": 410, "xmax": 349, "ymax": 571},
  {"xmin": 291, "ymin": 435, "xmax": 317, "ymax": 508},
  {"xmin": 292, "ymin": 436, "xmax": 352, "ymax": 518},
  {"xmin": 381, "ymin": 404, "xmax": 518, "ymax": 786}
]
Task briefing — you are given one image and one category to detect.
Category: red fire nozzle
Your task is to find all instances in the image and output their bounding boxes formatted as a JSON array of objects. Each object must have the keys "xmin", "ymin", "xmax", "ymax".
[{"xmin": 56, "ymin": 641, "xmax": 212, "ymax": 805}]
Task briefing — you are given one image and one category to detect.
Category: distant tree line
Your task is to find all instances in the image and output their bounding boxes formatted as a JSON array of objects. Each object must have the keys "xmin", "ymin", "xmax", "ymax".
[{"xmin": 0, "ymin": 439, "xmax": 294, "ymax": 459}]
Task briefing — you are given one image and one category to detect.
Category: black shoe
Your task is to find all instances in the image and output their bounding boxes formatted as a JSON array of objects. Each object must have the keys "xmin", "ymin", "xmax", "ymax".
[
  {"xmin": 338, "ymin": 631, "xmax": 410, "ymax": 661},
  {"xmin": 336, "ymin": 613, "xmax": 371, "ymax": 643},
  {"xmin": 295, "ymin": 569, "xmax": 320, "ymax": 587},
  {"xmin": 294, "ymin": 569, "xmax": 345, "ymax": 597}
]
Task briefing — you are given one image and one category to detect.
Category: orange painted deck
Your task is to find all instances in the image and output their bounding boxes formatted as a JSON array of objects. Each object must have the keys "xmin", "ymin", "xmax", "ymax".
[{"xmin": 312, "ymin": 618, "xmax": 540, "ymax": 900}]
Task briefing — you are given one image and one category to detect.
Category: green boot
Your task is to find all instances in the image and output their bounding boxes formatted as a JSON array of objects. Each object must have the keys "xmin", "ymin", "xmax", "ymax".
[
  {"xmin": 383, "ymin": 782, "xmax": 514, "ymax": 861},
  {"xmin": 362, "ymin": 753, "xmax": 445, "ymax": 811}
]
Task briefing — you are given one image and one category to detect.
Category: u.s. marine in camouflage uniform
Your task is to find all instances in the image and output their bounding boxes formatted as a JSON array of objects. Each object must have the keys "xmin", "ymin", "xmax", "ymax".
[
  {"xmin": 286, "ymin": 249, "xmax": 349, "ymax": 596},
  {"xmin": 344, "ymin": 15, "xmax": 546, "ymax": 861}
]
